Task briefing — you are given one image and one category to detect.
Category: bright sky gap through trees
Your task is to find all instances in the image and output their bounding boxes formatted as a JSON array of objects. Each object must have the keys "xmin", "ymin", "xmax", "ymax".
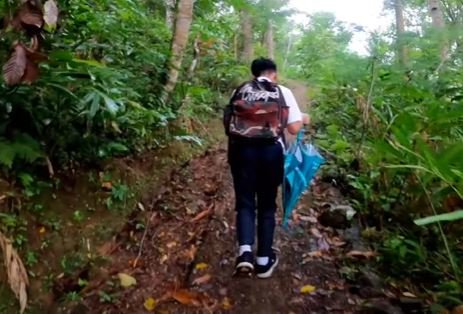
[{"xmin": 289, "ymin": 0, "xmax": 391, "ymax": 54}]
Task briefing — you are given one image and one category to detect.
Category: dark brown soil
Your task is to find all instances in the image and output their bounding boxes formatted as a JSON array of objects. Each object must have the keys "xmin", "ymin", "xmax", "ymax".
[
  {"xmin": 63, "ymin": 146, "xmax": 375, "ymax": 314},
  {"xmin": 55, "ymin": 81, "xmax": 393, "ymax": 314}
]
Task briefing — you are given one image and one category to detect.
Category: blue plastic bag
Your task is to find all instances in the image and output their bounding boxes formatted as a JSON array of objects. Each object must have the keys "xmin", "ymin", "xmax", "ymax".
[{"xmin": 282, "ymin": 130, "xmax": 325, "ymax": 227}]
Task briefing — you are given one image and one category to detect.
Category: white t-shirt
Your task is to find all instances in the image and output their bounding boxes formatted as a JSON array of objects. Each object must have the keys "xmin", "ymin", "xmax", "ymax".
[{"xmin": 257, "ymin": 77, "xmax": 303, "ymax": 149}]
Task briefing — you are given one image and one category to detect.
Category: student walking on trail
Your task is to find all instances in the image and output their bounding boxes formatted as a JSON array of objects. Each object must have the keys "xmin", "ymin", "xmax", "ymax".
[{"xmin": 223, "ymin": 58, "xmax": 309, "ymax": 278}]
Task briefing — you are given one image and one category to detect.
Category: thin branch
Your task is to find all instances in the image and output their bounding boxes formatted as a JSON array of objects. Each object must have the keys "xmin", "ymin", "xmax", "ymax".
[
  {"xmin": 355, "ymin": 58, "xmax": 377, "ymax": 158},
  {"xmin": 133, "ymin": 211, "xmax": 157, "ymax": 268}
]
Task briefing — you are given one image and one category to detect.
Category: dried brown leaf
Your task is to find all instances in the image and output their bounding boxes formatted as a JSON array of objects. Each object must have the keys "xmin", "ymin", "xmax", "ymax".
[
  {"xmin": 222, "ymin": 297, "xmax": 232, "ymax": 310},
  {"xmin": 24, "ymin": 45, "xmax": 47, "ymax": 63},
  {"xmin": 184, "ymin": 245, "xmax": 197, "ymax": 261},
  {"xmin": 3, "ymin": 44, "xmax": 27, "ymax": 85},
  {"xmin": 346, "ymin": 250, "xmax": 377, "ymax": 259},
  {"xmin": 101, "ymin": 182, "xmax": 113, "ymax": 191},
  {"xmin": 21, "ymin": 59, "xmax": 39, "ymax": 84},
  {"xmin": 310, "ymin": 228, "xmax": 322, "ymax": 239},
  {"xmin": 172, "ymin": 289, "xmax": 204, "ymax": 307},
  {"xmin": 18, "ymin": 2, "xmax": 43, "ymax": 29},
  {"xmin": 0, "ymin": 232, "xmax": 29, "ymax": 313},
  {"xmin": 192, "ymin": 274, "xmax": 211, "ymax": 285},
  {"xmin": 402, "ymin": 292, "xmax": 417, "ymax": 298},
  {"xmin": 43, "ymin": 0, "xmax": 58, "ymax": 29},
  {"xmin": 191, "ymin": 204, "xmax": 214, "ymax": 222}
]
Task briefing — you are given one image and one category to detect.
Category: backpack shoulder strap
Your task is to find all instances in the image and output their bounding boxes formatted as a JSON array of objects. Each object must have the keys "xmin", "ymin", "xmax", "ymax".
[{"xmin": 275, "ymin": 85, "xmax": 287, "ymax": 107}]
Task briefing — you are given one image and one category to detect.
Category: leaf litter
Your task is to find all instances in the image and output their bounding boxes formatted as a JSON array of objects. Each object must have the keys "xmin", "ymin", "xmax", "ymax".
[{"xmin": 72, "ymin": 142, "xmax": 407, "ymax": 313}]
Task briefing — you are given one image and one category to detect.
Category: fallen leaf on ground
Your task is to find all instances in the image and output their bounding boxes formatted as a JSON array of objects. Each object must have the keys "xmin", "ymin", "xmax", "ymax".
[
  {"xmin": 191, "ymin": 204, "xmax": 214, "ymax": 222},
  {"xmin": 144, "ymin": 297, "xmax": 157, "ymax": 311},
  {"xmin": 317, "ymin": 237, "xmax": 330, "ymax": 251},
  {"xmin": 452, "ymin": 305, "xmax": 463, "ymax": 314},
  {"xmin": 310, "ymin": 228, "xmax": 323, "ymax": 238},
  {"xmin": 299, "ymin": 215, "xmax": 318, "ymax": 224},
  {"xmin": 222, "ymin": 297, "xmax": 232, "ymax": 310},
  {"xmin": 327, "ymin": 282, "xmax": 345, "ymax": 290},
  {"xmin": 403, "ymin": 292, "xmax": 417, "ymax": 298},
  {"xmin": 101, "ymin": 182, "xmax": 112, "ymax": 191},
  {"xmin": 172, "ymin": 289, "xmax": 208, "ymax": 307},
  {"xmin": 302, "ymin": 251, "xmax": 324, "ymax": 262},
  {"xmin": 192, "ymin": 274, "xmax": 211, "ymax": 285},
  {"xmin": 117, "ymin": 273, "xmax": 136, "ymax": 288},
  {"xmin": 346, "ymin": 250, "xmax": 377, "ymax": 259},
  {"xmin": 160, "ymin": 254, "xmax": 168, "ymax": 264},
  {"xmin": 328, "ymin": 237, "xmax": 346, "ymax": 247},
  {"xmin": 292, "ymin": 273, "xmax": 302, "ymax": 281},
  {"xmin": 184, "ymin": 245, "xmax": 197, "ymax": 261},
  {"xmin": 97, "ymin": 241, "xmax": 118, "ymax": 256},
  {"xmin": 300, "ymin": 285, "xmax": 316, "ymax": 294},
  {"xmin": 166, "ymin": 241, "xmax": 177, "ymax": 249},
  {"xmin": 195, "ymin": 263, "xmax": 208, "ymax": 270}
]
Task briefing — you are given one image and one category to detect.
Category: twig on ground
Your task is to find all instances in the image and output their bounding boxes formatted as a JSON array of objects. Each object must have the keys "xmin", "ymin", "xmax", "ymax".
[{"xmin": 133, "ymin": 212, "xmax": 157, "ymax": 268}]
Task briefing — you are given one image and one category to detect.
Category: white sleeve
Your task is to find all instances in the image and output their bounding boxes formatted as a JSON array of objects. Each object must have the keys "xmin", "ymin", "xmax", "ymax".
[{"xmin": 281, "ymin": 86, "xmax": 302, "ymax": 124}]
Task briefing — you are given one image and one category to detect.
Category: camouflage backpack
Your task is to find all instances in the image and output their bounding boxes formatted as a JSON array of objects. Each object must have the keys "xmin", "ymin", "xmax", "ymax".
[{"xmin": 223, "ymin": 80, "xmax": 289, "ymax": 140}]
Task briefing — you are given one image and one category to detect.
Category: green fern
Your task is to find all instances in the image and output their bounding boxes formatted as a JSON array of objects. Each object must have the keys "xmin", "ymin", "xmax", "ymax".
[
  {"xmin": 0, "ymin": 141, "xmax": 16, "ymax": 168},
  {"xmin": 0, "ymin": 135, "xmax": 44, "ymax": 169}
]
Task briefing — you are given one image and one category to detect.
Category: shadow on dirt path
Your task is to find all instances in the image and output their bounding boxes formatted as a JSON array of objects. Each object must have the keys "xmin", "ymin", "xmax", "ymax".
[{"xmin": 66, "ymin": 82, "xmax": 385, "ymax": 314}]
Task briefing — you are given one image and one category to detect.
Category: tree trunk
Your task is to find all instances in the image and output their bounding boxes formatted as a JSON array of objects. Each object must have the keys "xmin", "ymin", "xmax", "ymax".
[
  {"xmin": 165, "ymin": 0, "xmax": 176, "ymax": 30},
  {"xmin": 163, "ymin": 0, "xmax": 195, "ymax": 102},
  {"xmin": 428, "ymin": 0, "xmax": 449, "ymax": 61},
  {"xmin": 394, "ymin": 0, "xmax": 409, "ymax": 66},
  {"xmin": 233, "ymin": 33, "xmax": 239, "ymax": 60},
  {"xmin": 240, "ymin": 10, "xmax": 253, "ymax": 63},
  {"xmin": 283, "ymin": 34, "xmax": 293, "ymax": 69},
  {"xmin": 187, "ymin": 36, "xmax": 200, "ymax": 80},
  {"xmin": 264, "ymin": 21, "xmax": 275, "ymax": 59}
]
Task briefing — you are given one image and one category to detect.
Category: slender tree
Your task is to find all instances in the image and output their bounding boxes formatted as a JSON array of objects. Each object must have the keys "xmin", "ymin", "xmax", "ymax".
[
  {"xmin": 163, "ymin": 0, "xmax": 195, "ymax": 102},
  {"xmin": 394, "ymin": 0, "xmax": 409, "ymax": 66},
  {"xmin": 165, "ymin": 0, "xmax": 177, "ymax": 30},
  {"xmin": 264, "ymin": 21, "xmax": 275, "ymax": 59},
  {"xmin": 428, "ymin": 0, "xmax": 449, "ymax": 61},
  {"xmin": 240, "ymin": 9, "xmax": 254, "ymax": 63}
]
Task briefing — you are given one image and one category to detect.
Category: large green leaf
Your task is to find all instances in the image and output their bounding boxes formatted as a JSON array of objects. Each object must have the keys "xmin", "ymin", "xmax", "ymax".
[{"xmin": 414, "ymin": 211, "xmax": 463, "ymax": 226}]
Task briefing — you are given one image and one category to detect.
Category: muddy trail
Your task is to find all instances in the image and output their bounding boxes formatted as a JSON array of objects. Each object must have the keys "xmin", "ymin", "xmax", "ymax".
[{"xmin": 60, "ymin": 82, "xmax": 397, "ymax": 314}]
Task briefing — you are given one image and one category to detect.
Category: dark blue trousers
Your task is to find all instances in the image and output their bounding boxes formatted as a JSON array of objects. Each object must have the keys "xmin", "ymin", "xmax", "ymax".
[{"xmin": 228, "ymin": 140, "xmax": 284, "ymax": 257}]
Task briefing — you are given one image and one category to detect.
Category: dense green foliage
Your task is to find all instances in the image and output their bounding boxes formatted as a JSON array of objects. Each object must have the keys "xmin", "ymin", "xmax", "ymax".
[
  {"xmin": 1, "ymin": 0, "xmax": 463, "ymax": 311},
  {"xmin": 0, "ymin": 0, "xmax": 247, "ymax": 176},
  {"xmin": 288, "ymin": 2, "xmax": 463, "ymax": 306}
]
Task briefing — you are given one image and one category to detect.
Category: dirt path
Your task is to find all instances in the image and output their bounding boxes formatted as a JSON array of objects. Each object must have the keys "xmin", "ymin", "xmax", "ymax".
[
  {"xmin": 65, "ymin": 82, "xmax": 382, "ymax": 314},
  {"xmin": 284, "ymin": 79, "xmax": 310, "ymax": 110}
]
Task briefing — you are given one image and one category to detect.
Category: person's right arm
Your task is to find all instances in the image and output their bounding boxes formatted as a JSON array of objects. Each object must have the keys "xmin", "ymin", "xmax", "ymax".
[
  {"xmin": 287, "ymin": 121, "xmax": 303, "ymax": 135},
  {"xmin": 283, "ymin": 87, "xmax": 310, "ymax": 135}
]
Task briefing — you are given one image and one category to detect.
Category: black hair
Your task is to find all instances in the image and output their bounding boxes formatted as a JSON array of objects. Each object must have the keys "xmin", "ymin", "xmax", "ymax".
[{"xmin": 251, "ymin": 57, "xmax": 277, "ymax": 77}]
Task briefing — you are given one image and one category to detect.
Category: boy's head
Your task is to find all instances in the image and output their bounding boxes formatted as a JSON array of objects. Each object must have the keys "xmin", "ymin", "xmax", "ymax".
[{"xmin": 251, "ymin": 58, "xmax": 278, "ymax": 81}]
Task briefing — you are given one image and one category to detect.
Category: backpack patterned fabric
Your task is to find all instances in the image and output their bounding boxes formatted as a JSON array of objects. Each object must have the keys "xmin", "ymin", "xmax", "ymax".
[{"xmin": 224, "ymin": 80, "xmax": 289, "ymax": 140}]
